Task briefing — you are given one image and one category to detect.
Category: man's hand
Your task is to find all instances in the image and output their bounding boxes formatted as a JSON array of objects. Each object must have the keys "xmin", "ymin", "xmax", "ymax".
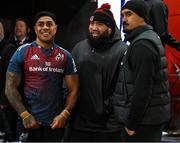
[
  {"xmin": 23, "ymin": 114, "xmax": 39, "ymax": 129},
  {"xmin": 50, "ymin": 109, "xmax": 70, "ymax": 129},
  {"xmin": 125, "ymin": 127, "xmax": 135, "ymax": 136}
]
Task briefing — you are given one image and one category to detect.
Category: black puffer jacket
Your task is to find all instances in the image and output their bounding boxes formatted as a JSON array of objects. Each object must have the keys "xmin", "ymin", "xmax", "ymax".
[{"xmin": 112, "ymin": 25, "xmax": 171, "ymax": 130}]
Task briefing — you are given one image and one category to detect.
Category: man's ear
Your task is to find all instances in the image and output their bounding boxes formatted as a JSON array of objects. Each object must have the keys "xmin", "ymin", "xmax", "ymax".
[{"xmin": 108, "ymin": 28, "xmax": 112, "ymax": 34}]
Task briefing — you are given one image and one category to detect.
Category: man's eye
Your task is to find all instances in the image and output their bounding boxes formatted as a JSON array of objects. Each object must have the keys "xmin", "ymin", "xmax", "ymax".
[
  {"xmin": 126, "ymin": 12, "xmax": 132, "ymax": 17},
  {"xmin": 37, "ymin": 23, "xmax": 44, "ymax": 27},
  {"xmin": 46, "ymin": 23, "xmax": 53, "ymax": 27},
  {"xmin": 127, "ymin": 13, "xmax": 131, "ymax": 16}
]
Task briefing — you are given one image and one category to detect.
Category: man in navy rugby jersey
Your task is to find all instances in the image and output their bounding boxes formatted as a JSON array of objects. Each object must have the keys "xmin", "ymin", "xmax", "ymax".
[{"xmin": 5, "ymin": 11, "xmax": 79, "ymax": 142}]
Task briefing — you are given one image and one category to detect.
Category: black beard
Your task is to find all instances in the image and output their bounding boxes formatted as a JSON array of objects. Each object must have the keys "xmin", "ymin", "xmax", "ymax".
[
  {"xmin": 88, "ymin": 34, "xmax": 111, "ymax": 50},
  {"xmin": 123, "ymin": 24, "xmax": 131, "ymax": 34},
  {"xmin": 123, "ymin": 28, "xmax": 131, "ymax": 34}
]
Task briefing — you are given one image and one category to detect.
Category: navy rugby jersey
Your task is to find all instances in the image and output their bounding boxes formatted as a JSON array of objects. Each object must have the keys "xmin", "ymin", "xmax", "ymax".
[{"xmin": 8, "ymin": 41, "xmax": 77, "ymax": 125}]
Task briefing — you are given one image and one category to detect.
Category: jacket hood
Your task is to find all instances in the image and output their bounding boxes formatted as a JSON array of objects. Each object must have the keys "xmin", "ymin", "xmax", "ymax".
[{"xmin": 111, "ymin": 25, "xmax": 122, "ymax": 43}]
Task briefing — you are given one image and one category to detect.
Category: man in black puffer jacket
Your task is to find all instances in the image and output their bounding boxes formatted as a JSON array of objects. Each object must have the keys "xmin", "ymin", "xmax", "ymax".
[{"xmin": 112, "ymin": 0, "xmax": 171, "ymax": 142}]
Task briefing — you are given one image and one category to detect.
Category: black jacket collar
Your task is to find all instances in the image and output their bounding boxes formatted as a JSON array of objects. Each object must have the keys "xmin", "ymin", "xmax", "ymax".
[{"xmin": 124, "ymin": 25, "xmax": 153, "ymax": 42}]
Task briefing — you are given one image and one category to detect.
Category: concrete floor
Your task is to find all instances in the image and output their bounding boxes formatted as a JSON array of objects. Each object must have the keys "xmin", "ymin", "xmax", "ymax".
[
  {"xmin": 162, "ymin": 131, "xmax": 180, "ymax": 142},
  {"xmin": 162, "ymin": 136, "xmax": 180, "ymax": 142}
]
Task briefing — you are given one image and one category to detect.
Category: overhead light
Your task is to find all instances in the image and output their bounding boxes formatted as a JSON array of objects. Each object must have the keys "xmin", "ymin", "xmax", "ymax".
[{"xmin": 91, "ymin": 0, "xmax": 97, "ymax": 3}]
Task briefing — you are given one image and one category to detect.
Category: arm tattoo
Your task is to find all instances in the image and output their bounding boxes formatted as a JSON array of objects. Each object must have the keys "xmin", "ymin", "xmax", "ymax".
[{"xmin": 5, "ymin": 72, "xmax": 26, "ymax": 115}]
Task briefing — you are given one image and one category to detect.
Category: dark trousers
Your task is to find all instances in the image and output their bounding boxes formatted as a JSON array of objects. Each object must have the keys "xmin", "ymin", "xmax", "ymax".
[
  {"xmin": 121, "ymin": 123, "xmax": 167, "ymax": 142},
  {"xmin": 16, "ymin": 118, "xmax": 64, "ymax": 142},
  {"xmin": 26, "ymin": 125, "xmax": 64, "ymax": 142},
  {"xmin": 0, "ymin": 108, "xmax": 17, "ymax": 141},
  {"xmin": 68, "ymin": 129, "xmax": 121, "ymax": 142}
]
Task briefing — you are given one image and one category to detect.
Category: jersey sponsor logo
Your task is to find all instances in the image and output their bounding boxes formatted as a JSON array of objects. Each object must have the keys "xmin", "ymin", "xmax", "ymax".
[
  {"xmin": 31, "ymin": 54, "xmax": 40, "ymax": 60},
  {"xmin": 55, "ymin": 53, "xmax": 64, "ymax": 61},
  {"xmin": 29, "ymin": 66, "xmax": 64, "ymax": 73}
]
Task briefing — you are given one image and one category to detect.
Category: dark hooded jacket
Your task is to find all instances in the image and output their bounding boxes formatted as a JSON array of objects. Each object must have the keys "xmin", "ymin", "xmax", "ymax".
[
  {"xmin": 72, "ymin": 27, "xmax": 127, "ymax": 132},
  {"xmin": 145, "ymin": 0, "xmax": 180, "ymax": 50},
  {"xmin": 0, "ymin": 39, "xmax": 16, "ymax": 106}
]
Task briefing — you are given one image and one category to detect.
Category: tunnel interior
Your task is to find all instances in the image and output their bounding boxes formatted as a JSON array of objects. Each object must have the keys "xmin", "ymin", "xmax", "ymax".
[{"xmin": 0, "ymin": 0, "xmax": 97, "ymax": 51}]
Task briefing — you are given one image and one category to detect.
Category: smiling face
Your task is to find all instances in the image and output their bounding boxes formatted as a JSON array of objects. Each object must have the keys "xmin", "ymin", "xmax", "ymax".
[
  {"xmin": 14, "ymin": 20, "xmax": 29, "ymax": 40},
  {"xmin": 121, "ymin": 9, "xmax": 146, "ymax": 33},
  {"xmin": 88, "ymin": 21, "xmax": 112, "ymax": 40},
  {"xmin": 34, "ymin": 16, "xmax": 57, "ymax": 46}
]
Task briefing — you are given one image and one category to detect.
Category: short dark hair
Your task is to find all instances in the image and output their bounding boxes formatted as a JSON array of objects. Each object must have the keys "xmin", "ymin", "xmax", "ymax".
[
  {"xmin": 15, "ymin": 17, "xmax": 30, "ymax": 28},
  {"xmin": 33, "ymin": 11, "xmax": 57, "ymax": 26}
]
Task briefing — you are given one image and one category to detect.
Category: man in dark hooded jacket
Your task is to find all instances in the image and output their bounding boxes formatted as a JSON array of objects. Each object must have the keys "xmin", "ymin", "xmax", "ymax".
[
  {"xmin": 68, "ymin": 3, "xmax": 127, "ymax": 142},
  {"xmin": 145, "ymin": 0, "xmax": 180, "ymax": 51}
]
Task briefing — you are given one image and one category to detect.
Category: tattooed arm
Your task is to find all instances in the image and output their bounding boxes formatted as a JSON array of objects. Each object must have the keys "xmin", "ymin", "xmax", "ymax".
[
  {"xmin": 5, "ymin": 71, "xmax": 26, "ymax": 114},
  {"xmin": 5, "ymin": 71, "xmax": 39, "ymax": 129}
]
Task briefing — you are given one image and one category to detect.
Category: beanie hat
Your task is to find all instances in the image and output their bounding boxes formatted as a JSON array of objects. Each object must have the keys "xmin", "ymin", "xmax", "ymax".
[
  {"xmin": 122, "ymin": 0, "xmax": 149, "ymax": 23},
  {"xmin": 90, "ymin": 3, "xmax": 115, "ymax": 30}
]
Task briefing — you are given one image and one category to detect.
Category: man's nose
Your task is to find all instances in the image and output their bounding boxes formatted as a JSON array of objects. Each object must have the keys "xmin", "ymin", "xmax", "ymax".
[{"xmin": 91, "ymin": 24, "xmax": 98, "ymax": 30}]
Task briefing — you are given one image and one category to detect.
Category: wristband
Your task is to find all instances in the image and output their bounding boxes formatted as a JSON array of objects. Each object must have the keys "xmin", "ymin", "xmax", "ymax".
[
  {"xmin": 20, "ymin": 111, "xmax": 30, "ymax": 120},
  {"xmin": 63, "ymin": 109, "xmax": 70, "ymax": 116},
  {"xmin": 61, "ymin": 109, "xmax": 70, "ymax": 119}
]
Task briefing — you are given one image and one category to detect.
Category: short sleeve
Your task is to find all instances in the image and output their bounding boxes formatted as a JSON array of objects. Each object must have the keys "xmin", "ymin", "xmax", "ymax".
[
  {"xmin": 7, "ymin": 45, "xmax": 26, "ymax": 74},
  {"xmin": 64, "ymin": 52, "xmax": 77, "ymax": 75}
]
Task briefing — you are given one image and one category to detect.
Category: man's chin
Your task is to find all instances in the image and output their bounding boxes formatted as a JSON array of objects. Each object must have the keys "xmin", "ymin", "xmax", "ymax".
[
  {"xmin": 123, "ymin": 29, "xmax": 131, "ymax": 34},
  {"xmin": 92, "ymin": 35, "xmax": 100, "ymax": 40},
  {"xmin": 42, "ymin": 39, "xmax": 53, "ymax": 44}
]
